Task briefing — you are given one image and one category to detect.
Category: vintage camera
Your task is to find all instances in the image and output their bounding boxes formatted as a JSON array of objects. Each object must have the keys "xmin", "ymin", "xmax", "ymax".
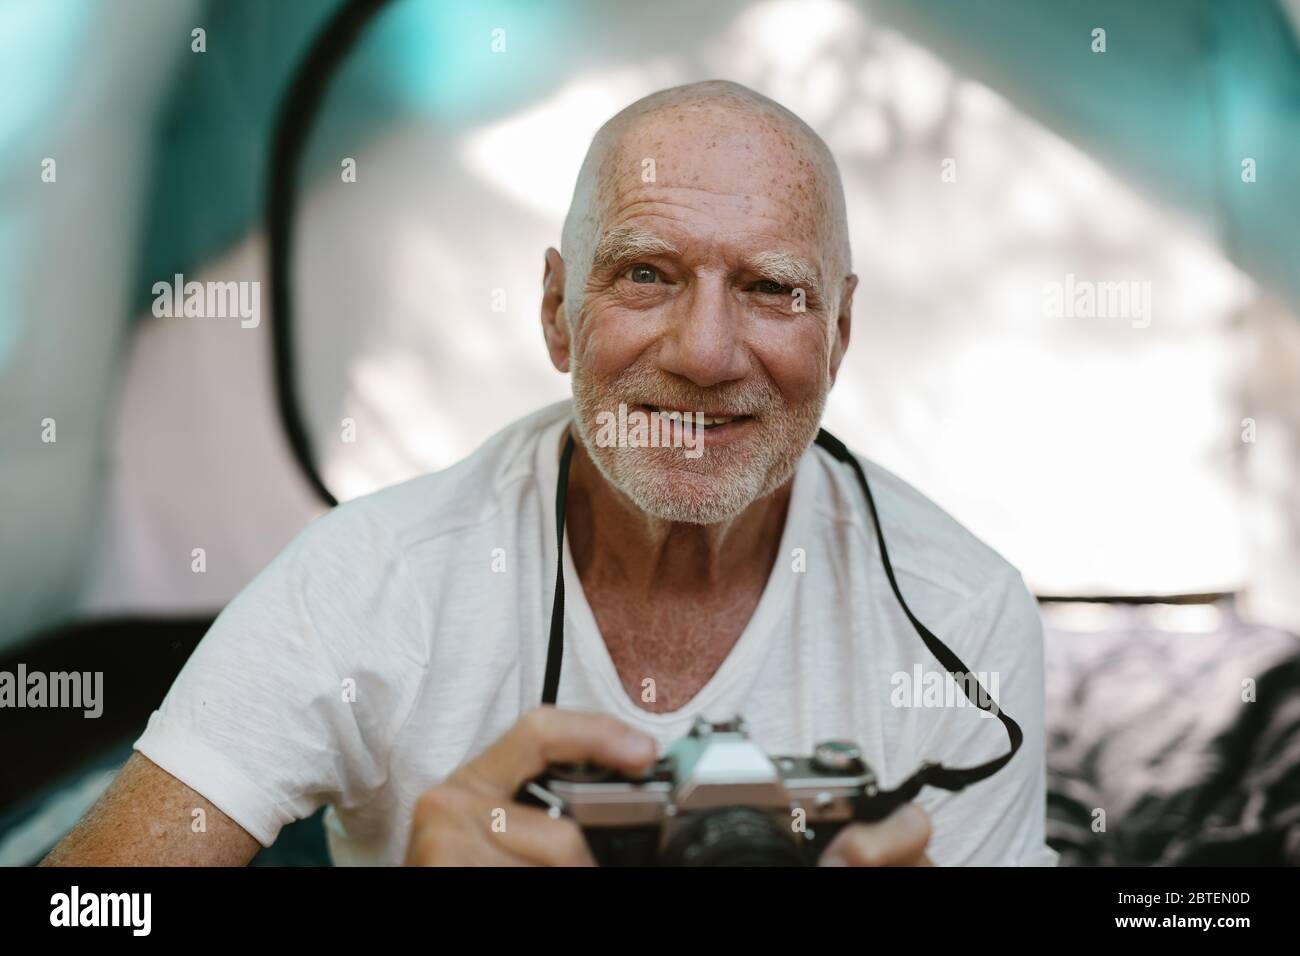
[{"xmin": 517, "ymin": 715, "xmax": 925, "ymax": 866}]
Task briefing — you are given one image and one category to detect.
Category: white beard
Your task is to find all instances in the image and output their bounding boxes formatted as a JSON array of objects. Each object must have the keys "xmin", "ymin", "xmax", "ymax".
[{"xmin": 570, "ymin": 359, "xmax": 827, "ymax": 525}]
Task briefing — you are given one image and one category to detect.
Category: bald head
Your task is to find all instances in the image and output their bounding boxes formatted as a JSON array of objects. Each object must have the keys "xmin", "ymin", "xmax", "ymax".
[
  {"xmin": 539, "ymin": 81, "xmax": 859, "ymax": 526},
  {"xmin": 559, "ymin": 80, "xmax": 853, "ymax": 326}
]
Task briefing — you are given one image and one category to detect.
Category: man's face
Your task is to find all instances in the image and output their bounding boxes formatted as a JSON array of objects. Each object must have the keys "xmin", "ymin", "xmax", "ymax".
[{"xmin": 566, "ymin": 106, "xmax": 851, "ymax": 524}]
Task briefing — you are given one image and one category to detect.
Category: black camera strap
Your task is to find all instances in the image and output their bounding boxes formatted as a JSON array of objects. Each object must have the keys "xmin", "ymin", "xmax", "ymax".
[
  {"xmin": 540, "ymin": 430, "xmax": 577, "ymax": 709},
  {"xmin": 542, "ymin": 426, "xmax": 1023, "ymax": 810}
]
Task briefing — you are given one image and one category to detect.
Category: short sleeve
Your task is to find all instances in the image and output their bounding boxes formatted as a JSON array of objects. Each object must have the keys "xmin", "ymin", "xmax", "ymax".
[
  {"xmin": 133, "ymin": 501, "xmax": 429, "ymax": 847},
  {"xmin": 909, "ymin": 569, "xmax": 1059, "ymax": 866}
]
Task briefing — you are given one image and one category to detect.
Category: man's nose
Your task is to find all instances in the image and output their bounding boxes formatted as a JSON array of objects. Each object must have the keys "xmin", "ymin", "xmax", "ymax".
[{"xmin": 656, "ymin": 282, "xmax": 751, "ymax": 389}]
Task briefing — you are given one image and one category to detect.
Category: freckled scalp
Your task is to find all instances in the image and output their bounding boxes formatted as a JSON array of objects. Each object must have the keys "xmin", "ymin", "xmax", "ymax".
[{"xmin": 561, "ymin": 80, "xmax": 851, "ymax": 325}]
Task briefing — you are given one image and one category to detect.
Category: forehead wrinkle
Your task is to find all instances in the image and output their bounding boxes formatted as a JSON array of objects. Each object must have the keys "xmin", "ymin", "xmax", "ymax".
[
  {"xmin": 599, "ymin": 132, "xmax": 845, "ymax": 268},
  {"xmin": 564, "ymin": 83, "xmax": 852, "ymax": 297},
  {"xmin": 601, "ymin": 180, "xmax": 833, "ymax": 270}
]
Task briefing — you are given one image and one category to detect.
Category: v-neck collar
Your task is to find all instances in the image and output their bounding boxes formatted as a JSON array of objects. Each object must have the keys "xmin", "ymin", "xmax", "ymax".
[{"xmin": 536, "ymin": 411, "xmax": 812, "ymax": 727}]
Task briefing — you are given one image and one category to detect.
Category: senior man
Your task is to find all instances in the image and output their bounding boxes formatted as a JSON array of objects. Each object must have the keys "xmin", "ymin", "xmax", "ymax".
[{"xmin": 43, "ymin": 81, "xmax": 1056, "ymax": 867}]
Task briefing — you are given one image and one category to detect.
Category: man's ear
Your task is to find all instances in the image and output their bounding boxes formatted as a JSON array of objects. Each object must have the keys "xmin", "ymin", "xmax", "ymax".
[
  {"xmin": 828, "ymin": 273, "xmax": 857, "ymax": 386},
  {"xmin": 540, "ymin": 247, "xmax": 570, "ymax": 373}
]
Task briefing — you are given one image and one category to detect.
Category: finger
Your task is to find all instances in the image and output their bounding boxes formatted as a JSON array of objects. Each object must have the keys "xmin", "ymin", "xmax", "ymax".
[
  {"xmin": 406, "ymin": 819, "xmax": 532, "ymax": 867},
  {"xmin": 819, "ymin": 804, "xmax": 932, "ymax": 867},
  {"xmin": 405, "ymin": 782, "xmax": 541, "ymax": 867},
  {"xmin": 478, "ymin": 802, "xmax": 596, "ymax": 867},
  {"xmin": 457, "ymin": 706, "xmax": 657, "ymax": 794}
]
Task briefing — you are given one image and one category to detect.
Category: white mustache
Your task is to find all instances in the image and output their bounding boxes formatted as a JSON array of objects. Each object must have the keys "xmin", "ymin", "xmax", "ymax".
[{"xmin": 619, "ymin": 384, "xmax": 778, "ymax": 417}]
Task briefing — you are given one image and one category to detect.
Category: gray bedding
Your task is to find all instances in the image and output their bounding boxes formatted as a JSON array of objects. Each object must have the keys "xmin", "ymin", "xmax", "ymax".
[{"xmin": 1044, "ymin": 601, "xmax": 1300, "ymax": 865}]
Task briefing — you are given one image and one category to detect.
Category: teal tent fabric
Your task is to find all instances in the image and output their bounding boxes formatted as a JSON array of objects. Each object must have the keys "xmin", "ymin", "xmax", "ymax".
[
  {"xmin": 0, "ymin": 0, "xmax": 569, "ymax": 650},
  {"xmin": 874, "ymin": 0, "xmax": 1300, "ymax": 306},
  {"xmin": 1, "ymin": 0, "xmax": 1295, "ymax": 651},
  {"xmin": 132, "ymin": 0, "xmax": 577, "ymax": 315},
  {"xmin": 0, "ymin": 0, "xmax": 199, "ymax": 652}
]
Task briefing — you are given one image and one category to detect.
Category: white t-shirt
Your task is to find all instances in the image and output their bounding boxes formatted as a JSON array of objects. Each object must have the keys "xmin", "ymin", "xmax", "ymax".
[{"xmin": 135, "ymin": 400, "xmax": 1059, "ymax": 866}]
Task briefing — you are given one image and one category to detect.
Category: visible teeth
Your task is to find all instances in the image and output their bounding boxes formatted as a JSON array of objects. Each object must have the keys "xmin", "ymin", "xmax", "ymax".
[{"xmin": 649, "ymin": 408, "xmax": 737, "ymax": 427}]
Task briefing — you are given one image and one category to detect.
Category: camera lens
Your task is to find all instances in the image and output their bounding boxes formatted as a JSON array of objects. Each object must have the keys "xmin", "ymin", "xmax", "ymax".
[{"xmin": 660, "ymin": 807, "xmax": 809, "ymax": 866}]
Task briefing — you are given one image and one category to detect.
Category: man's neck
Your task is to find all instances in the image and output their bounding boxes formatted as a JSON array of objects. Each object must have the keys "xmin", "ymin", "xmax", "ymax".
[{"xmin": 563, "ymin": 430, "xmax": 794, "ymax": 598}]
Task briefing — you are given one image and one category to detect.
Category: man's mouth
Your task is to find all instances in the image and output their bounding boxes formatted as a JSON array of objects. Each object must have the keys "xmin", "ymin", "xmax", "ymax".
[{"xmin": 641, "ymin": 404, "xmax": 753, "ymax": 430}]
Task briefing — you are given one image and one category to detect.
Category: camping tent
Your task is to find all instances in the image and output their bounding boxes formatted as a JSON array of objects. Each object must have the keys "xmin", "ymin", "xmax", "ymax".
[{"xmin": 1, "ymin": 0, "xmax": 1297, "ymax": 865}]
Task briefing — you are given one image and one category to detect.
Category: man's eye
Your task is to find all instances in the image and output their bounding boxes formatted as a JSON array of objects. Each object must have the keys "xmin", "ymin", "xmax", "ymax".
[
  {"xmin": 628, "ymin": 265, "xmax": 659, "ymax": 284},
  {"xmin": 754, "ymin": 279, "xmax": 792, "ymax": 295}
]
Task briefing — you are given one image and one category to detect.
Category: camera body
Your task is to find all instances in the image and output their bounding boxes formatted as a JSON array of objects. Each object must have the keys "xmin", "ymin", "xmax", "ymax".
[{"xmin": 520, "ymin": 715, "xmax": 902, "ymax": 866}]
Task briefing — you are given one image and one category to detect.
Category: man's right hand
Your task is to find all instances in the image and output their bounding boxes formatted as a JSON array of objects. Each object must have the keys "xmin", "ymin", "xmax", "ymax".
[{"xmin": 404, "ymin": 706, "xmax": 658, "ymax": 866}]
